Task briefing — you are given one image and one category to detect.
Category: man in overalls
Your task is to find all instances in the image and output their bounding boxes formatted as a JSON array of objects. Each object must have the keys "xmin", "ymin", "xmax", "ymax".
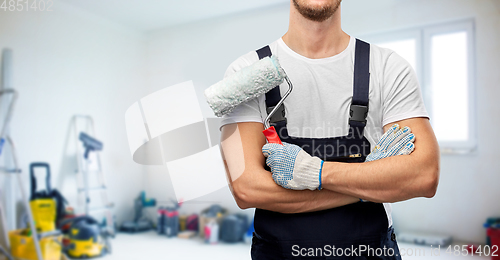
[{"xmin": 220, "ymin": 0, "xmax": 440, "ymax": 259}]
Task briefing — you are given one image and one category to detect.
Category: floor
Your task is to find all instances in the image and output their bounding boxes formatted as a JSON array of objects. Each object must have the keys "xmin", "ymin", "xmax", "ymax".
[
  {"xmin": 98, "ymin": 231, "xmax": 491, "ymax": 260},
  {"xmin": 104, "ymin": 231, "xmax": 250, "ymax": 260}
]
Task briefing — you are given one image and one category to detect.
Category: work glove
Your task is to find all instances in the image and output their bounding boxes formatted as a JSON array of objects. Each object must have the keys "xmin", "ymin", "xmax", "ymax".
[
  {"xmin": 365, "ymin": 124, "xmax": 415, "ymax": 162},
  {"xmin": 262, "ymin": 142, "xmax": 323, "ymax": 191}
]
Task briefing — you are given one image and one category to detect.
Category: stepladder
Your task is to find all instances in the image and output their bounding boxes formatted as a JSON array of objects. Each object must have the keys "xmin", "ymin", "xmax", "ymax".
[
  {"xmin": 72, "ymin": 115, "xmax": 114, "ymax": 236},
  {"xmin": 0, "ymin": 89, "xmax": 43, "ymax": 260}
]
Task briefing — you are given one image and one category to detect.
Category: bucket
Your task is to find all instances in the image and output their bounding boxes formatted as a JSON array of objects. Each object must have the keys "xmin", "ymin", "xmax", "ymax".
[
  {"xmin": 9, "ymin": 229, "xmax": 62, "ymax": 260},
  {"xmin": 487, "ymin": 228, "xmax": 500, "ymax": 260}
]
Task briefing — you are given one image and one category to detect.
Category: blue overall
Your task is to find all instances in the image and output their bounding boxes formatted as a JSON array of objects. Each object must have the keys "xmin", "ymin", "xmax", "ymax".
[{"xmin": 251, "ymin": 39, "xmax": 402, "ymax": 259}]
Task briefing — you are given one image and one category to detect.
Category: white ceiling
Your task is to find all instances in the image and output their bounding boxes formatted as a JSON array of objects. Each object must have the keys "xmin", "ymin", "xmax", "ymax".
[
  {"xmin": 60, "ymin": 0, "xmax": 289, "ymax": 32},
  {"xmin": 493, "ymin": 0, "xmax": 500, "ymax": 14}
]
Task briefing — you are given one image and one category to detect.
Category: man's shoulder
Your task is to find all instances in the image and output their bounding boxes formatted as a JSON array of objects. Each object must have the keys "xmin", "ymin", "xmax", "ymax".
[
  {"xmin": 365, "ymin": 41, "xmax": 413, "ymax": 74},
  {"xmin": 367, "ymin": 42, "xmax": 398, "ymax": 63},
  {"xmin": 225, "ymin": 51, "xmax": 259, "ymax": 77}
]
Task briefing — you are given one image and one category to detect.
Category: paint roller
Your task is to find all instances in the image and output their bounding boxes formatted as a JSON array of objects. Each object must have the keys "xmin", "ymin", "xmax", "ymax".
[
  {"xmin": 79, "ymin": 132, "xmax": 103, "ymax": 159},
  {"xmin": 204, "ymin": 56, "xmax": 293, "ymax": 144}
]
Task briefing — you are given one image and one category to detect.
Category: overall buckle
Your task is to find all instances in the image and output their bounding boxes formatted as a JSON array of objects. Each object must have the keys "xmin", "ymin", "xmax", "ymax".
[
  {"xmin": 349, "ymin": 104, "xmax": 368, "ymax": 125},
  {"xmin": 266, "ymin": 104, "xmax": 286, "ymax": 124}
]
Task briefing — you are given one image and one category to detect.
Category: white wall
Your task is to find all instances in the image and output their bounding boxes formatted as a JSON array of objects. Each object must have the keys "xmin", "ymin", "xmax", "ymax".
[
  {"xmin": 0, "ymin": 2, "xmax": 148, "ymax": 226},
  {"xmin": 144, "ymin": 0, "xmax": 500, "ymax": 243}
]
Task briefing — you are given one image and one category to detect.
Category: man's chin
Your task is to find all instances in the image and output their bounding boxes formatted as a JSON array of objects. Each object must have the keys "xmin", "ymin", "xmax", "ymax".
[{"xmin": 292, "ymin": 0, "xmax": 341, "ymax": 22}]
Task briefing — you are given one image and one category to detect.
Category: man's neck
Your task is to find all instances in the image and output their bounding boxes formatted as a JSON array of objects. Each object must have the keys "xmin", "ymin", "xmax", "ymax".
[{"xmin": 282, "ymin": 6, "xmax": 350, "ymax": 59}]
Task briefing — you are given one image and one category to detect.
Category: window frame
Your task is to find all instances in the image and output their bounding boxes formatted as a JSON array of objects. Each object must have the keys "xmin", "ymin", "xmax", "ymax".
[{"xmin": 360, "ymin": 19, "xmax": 477, "ymax": 153}]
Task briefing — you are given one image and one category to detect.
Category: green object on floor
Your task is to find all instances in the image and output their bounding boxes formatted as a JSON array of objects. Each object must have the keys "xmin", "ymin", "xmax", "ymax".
[{"xmin": 120, "ymin": 191, "xmax": 156, "ymax": 233}]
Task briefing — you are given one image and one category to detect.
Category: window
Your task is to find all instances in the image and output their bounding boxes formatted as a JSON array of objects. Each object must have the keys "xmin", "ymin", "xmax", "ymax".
[{"xmin": 362, "ymin": 20, "xmax": 476, "ymax": 153}]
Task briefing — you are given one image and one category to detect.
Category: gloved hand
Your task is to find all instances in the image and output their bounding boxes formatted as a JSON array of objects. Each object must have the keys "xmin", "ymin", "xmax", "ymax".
[
  {"xmin": 262, "ymin": 142, "xmax": 323, "ymax": 190},
  {"xmin": 365, "ymin": 124, "xmax": 415, "ymax": 162}
]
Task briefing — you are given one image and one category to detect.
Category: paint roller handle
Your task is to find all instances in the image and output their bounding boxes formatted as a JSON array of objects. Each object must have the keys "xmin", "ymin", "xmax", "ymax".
[
  {"xmin": 262, "ymin": 77, "xmax": 293, "ymax": 145},
  {"xmin": 263, "ymin": 126, "xmax": 282, "ymax": 145}
]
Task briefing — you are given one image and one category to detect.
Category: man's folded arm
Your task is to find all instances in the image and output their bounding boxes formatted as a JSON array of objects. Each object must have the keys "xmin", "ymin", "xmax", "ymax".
[
  {"xmin": 321, "ymin": 117, "xmax": 440, "ymax": 203},
  {"xmin": 220, "ymin": 122, "xmax": 359, "ymax": 214}
]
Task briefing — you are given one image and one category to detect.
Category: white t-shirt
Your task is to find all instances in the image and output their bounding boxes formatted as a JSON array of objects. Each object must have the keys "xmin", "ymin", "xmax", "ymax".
[{"xmin": 220, "ymin": 36, "xmax": 429, "ymax": 228}]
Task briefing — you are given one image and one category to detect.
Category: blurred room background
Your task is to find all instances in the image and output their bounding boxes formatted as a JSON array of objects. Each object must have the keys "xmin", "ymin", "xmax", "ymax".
[{"xmin": 0, "ymin": 0, "xmax": 499, "ymax": 259}]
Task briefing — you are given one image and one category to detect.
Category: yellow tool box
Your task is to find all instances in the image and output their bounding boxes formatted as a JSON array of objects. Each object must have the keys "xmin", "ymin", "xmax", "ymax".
[
  {"xmin": 29, "ymin": 163, "xmax": 67, "ymax": 234},
  {"xmin": 8, "ymin": 229, "xmax": 62, "ymax": 260},
  {"xmin": 30, "ymin": 199, "xmax": 57, "ymax": 233}
]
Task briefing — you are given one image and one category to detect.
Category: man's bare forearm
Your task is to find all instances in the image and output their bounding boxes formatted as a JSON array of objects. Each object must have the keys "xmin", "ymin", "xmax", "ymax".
[
  {"xmin": 232, "ymin": 165, "xmax": 359, "ymax": 214},
  {"xmin": 322, "ymin": 156, "xmax": 435, "ymax": 203}
]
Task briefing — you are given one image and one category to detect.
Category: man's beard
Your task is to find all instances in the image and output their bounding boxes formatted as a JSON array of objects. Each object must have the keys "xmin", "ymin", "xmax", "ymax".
[{"xmin": 292, "ymin": 0, "xmax": 342, "ymax": 22}]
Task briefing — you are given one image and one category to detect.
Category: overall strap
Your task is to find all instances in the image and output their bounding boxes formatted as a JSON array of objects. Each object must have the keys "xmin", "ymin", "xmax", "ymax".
[
  {"xmin": 256, "ymin": 46, "xmax": 286, "ymax": 124},
  {"xmin": 349, "ymin": 39, "xmax": 370, "ymax": 138}
]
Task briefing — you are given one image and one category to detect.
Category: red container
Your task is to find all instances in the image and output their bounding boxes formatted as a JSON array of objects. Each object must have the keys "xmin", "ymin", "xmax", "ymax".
[{"xmin": 487, "ymin": 228, "xmax": 500, "ymax": 260}]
